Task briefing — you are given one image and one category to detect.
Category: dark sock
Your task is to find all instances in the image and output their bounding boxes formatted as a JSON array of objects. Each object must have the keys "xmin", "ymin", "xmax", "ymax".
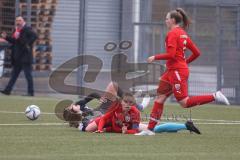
[{"xmin": 75, "ymin": 93, "xmax": 101, "ymax": 110}]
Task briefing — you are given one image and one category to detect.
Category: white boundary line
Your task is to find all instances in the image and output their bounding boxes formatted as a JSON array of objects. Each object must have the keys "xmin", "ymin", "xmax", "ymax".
[
  {"xmin": 161, "ymin": 117, "xmax": 240, "ymax": 123},
  {"xmin": 195, "ymin": 122, "xmax": 240, "ymax": 125},
  {"xmin": 1, "ymin": 110, "xmax": 240, "ymax": 124},
  {"xmin": 0, "ymin": 111, "xmax": 56, "ymax": 115}
]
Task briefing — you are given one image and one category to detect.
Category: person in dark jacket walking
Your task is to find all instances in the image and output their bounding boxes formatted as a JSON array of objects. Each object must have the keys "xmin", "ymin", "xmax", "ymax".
[{"xmin": 0, "ymin": 16, "xmax": 37, "ymax": 96}]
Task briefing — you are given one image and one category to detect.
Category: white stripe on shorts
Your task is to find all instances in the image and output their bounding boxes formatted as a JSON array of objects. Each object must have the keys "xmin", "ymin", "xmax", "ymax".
[{"xmin": 174, "ymin": 71, "xmax": 181, "ymax": 81}]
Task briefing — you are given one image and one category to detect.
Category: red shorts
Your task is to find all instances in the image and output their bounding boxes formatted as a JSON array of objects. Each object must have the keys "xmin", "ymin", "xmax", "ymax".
[
  {"xmin": 93, "ymin": 117, "xmax": 101, "ymax": 125},
  {"xmin": 157, "ymin": 68, "xmax": 189, "ymax": 101}
]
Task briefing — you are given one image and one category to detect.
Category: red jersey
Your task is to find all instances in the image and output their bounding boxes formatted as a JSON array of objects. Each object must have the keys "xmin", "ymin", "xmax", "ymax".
[
  {"xmin": 97, "ymin": 102, "xmax": 140, "ymax": 134},
  {"xmin": 154, "ymin": 27, "xmax": 200, "ymax": 70}
]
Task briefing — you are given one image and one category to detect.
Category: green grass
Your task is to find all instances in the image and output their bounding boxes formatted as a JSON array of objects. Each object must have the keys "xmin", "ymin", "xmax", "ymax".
[{"xmin": 0, "ymin": 95, "xmax": 240, "ymax": 160}]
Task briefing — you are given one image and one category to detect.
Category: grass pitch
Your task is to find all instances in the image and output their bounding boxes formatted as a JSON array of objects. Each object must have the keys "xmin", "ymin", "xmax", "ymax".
[{"xmin": 0, "ymin": 95, "xmax": 240, "ymax": 160}]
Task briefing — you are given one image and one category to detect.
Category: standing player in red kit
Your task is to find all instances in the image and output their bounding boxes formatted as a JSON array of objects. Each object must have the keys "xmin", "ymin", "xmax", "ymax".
[{"xmin": 136, "ymin": 8, "xmax": 230, "ymax": 136}]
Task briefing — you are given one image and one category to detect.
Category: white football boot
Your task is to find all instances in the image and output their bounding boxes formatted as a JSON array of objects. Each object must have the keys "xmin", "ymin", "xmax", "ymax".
[
  {"xmin": 135, "ymin": 129, "xmax": 155, "ymax": 136},
  {"xmin": 213, "ymin": 91, "xmax": 230, "ymax": 105}
]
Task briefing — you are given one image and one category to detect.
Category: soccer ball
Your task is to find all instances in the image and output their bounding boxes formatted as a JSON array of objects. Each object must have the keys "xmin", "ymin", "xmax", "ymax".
[{"xmin": 25, "ymin": 105, "xmax": 41, "ymax": 120}]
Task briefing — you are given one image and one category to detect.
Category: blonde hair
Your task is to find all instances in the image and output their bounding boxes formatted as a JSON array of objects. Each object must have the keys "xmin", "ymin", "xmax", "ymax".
[{"xmin": 122, "ymin": 92, "xmax": 136, "ymax": 105}]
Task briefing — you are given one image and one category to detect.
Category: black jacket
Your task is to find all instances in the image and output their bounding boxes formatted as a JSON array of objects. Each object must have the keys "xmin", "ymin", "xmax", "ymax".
[{"xmin": 6, "ymin": 25, "xmax": 37, "ymax": 65}]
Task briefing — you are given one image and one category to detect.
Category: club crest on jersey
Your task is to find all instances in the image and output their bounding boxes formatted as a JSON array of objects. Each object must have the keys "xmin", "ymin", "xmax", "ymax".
[
  {"xmin": 175, "ymin": 84, "xmax": 181, "ymax": 91},
  {"xmin": 125, "ymin": 115, "xmax": 131, "ymax": 122}
]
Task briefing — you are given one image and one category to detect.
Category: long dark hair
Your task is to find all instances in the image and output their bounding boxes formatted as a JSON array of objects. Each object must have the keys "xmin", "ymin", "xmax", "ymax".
[
  {"xmin": 169, "ymin": 8, "xmax": 191, "ymax": 29},
  {"xmin": 63, "ymin": 108, "xmax": 82, "ymax": 128}
]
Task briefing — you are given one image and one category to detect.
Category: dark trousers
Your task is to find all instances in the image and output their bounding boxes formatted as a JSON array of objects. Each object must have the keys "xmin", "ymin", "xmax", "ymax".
[{"xmin": 4, "ymin": 63, "xmax": 34, "ymax": 95}]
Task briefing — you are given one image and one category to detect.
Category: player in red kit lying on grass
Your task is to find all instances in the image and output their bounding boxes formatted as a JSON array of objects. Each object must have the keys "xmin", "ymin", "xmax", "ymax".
[
  {"xmin": 85, "ymin": 93, "xmax": 140, "ymax": 134},
  {"xmin": 64, "ymin": 92, "xmax": 201, "ymax": 135},
  {"xmin": 62, "ymin": 82, "xmax": 150, "ymax": 129}
]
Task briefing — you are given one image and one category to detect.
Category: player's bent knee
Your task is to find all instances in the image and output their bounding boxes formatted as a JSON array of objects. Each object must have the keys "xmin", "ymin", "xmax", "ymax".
[
  {"xmin": 178, "ymin": 97, "xmax": 189, "ymax": 108},
  {"xmin": 85, "ymin": 121, "xmax": 97, "ymax": 132}
]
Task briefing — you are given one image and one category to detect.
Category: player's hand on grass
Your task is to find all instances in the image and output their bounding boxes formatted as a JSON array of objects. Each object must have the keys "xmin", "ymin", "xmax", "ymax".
[
  {"xmin": 147, "ymin": 56, "xmax": 155, "ymax": 63},
  {"xmin": 122, "ymin": 125, "xmax": 128, "ymax": 134},
  {"xmin": 95, "ymin": 130, "xmax": 104, "ymax": 133}
]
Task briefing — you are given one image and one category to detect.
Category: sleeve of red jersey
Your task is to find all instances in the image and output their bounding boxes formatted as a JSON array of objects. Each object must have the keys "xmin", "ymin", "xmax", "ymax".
[
  {"xmin": 125, "ymin": 107, "xmax": 141, "ymax": 134},
  {"xmin": 97, "ymin": 110, "xmax": 114, "ymax": 132},
  {"xmin": 105, "ymin": 126, "xmax": 113, "ymax": 132},
  {"xmin": 154, "ymin": 32, "xmax": 177, "ymax": 60},
  {"xmin": 186, "ymin": 37, "xmax": 201, "ymax": 64}
]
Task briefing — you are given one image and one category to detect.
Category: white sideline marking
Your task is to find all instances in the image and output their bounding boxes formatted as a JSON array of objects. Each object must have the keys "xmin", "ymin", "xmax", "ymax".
[
  {"xmin": 0, "ymin": 111, "xmax": 56, "ymax": 114},
  {"xmin": 1, "ymin": 110, "xmax": 240, "ymax": 124},
  {"xmin": 161, "ymin": 117, "xmax": 240, "ymax": 123},
  {"xmin": 195, "ymin": 122, "xmax": 240, "ymax": 125}
]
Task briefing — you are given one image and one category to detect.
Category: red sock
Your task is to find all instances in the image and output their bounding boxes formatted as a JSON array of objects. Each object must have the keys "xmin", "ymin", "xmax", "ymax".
[
  {"xmin": 148, "ymin": 102, "xmax": 164, "ymax": 130},
  {"xmin": 186, "ymin": 95, "xmax": 214, "ymax": 108}
]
